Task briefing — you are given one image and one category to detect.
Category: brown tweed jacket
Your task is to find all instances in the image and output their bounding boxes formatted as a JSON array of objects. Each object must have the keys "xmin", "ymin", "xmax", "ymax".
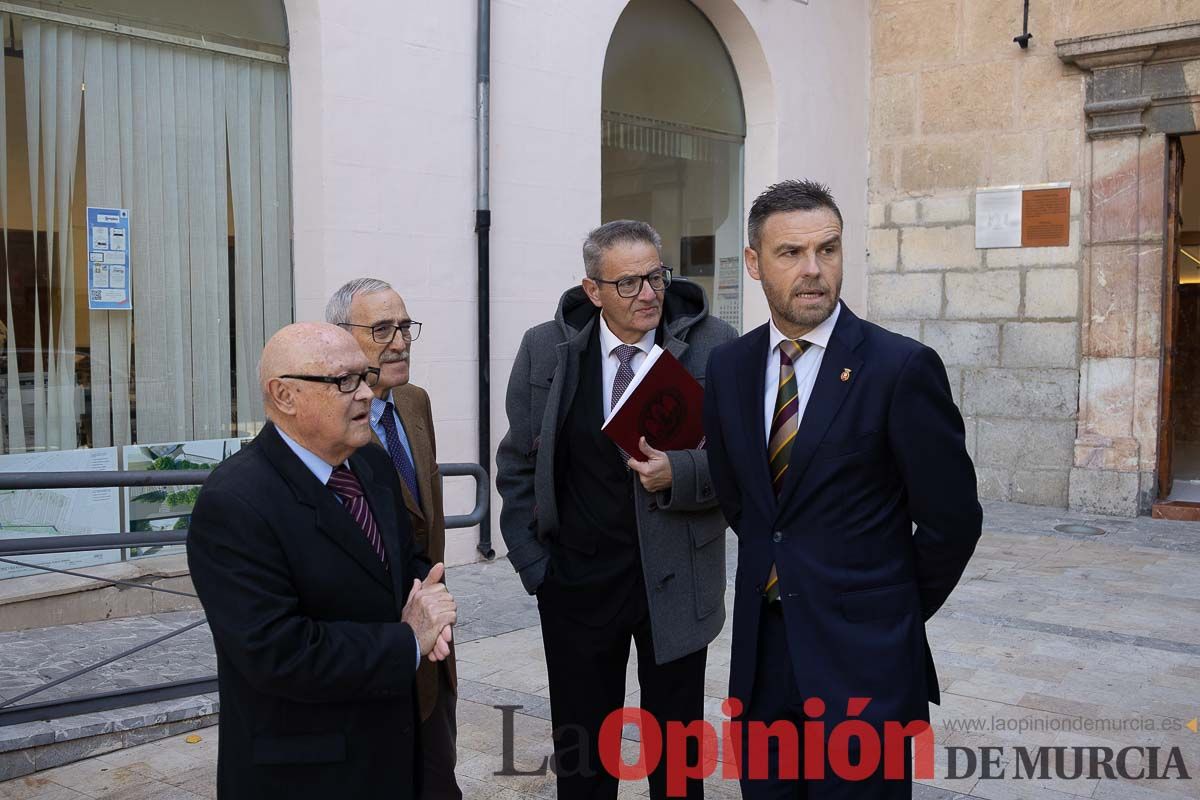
[{"xmin": 374, "ymin": 382, "xmax": 457, "ymax": 720}]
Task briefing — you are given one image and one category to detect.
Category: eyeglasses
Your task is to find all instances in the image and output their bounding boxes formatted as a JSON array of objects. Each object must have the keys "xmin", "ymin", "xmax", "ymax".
[
  {"xmin": 279, "ymin": 367, "xmax": 380, "ymax": 394},
  {"xmin": 592, "ymin": 267, "xmax": 672, "ymax": 298},
  {"xmin": 340, "ymin": 321, "xmax": 423, "ymax": 345}
]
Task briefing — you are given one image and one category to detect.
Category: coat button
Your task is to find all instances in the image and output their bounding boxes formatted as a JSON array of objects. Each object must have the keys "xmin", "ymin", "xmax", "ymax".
[{"xmin": 773, "ymin": 531, "xmax": 783, "ymax": 542}]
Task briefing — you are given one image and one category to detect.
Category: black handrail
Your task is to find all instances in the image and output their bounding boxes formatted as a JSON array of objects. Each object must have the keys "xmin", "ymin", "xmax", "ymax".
[
  {"xmin": 0, "ymin": 463, "xmax": 489, "ymax": 557},
  {"xmin": 0, "ymin": 461, "xmax": 489, "ymax": 726}
]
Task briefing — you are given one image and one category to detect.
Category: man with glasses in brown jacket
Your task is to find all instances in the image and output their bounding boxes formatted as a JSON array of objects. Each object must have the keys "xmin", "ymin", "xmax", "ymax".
[{"xmin": 328, "ymin": 279, "xmax": 461, "ymax": 800}]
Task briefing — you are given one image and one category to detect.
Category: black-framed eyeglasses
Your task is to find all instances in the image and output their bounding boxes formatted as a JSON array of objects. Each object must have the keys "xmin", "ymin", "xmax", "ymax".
[
  {"xmin": 340, "ymin": 321, "xmax": 423, "ymax": 344},
  {"xmin": 279, "ymin": 367, "xmax": 380, "ymax": 394},
  {"xmin": 592, "ymin": 267, "xmax": 672, "ymax": 298}
]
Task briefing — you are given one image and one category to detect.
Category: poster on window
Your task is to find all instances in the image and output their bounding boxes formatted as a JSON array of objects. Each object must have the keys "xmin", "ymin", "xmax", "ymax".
[
  {"xmin": 0, "ymin": 447, "xmax": 121, "ymax": 580},
  {"xmin": 715, "ymin": 256, "xmax": 742, "ymax": 331},
  {"xmin": 123, "ymin": 438, "xmax": 244, "ymax": 559},
  {"xmin": 87, "ymin": 207, "xmax": 132, "ymax": 311}
]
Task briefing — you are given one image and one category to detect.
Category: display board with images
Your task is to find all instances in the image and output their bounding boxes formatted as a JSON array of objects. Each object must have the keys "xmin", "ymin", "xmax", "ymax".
[
  {"xmin": 0, "ymin": 448, "xmax": 122, "ymax": 579},
  {"xmin": 123, "ymin": 438, "xmax": 246, "ymax": 559}
]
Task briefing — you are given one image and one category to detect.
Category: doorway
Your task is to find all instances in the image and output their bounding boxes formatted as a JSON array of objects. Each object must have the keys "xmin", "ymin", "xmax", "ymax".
[
  {"xmin": 1155, "ymin": 135, "xmax": 1200, "ymax": 519},
  {"xmin": 600, "ymin": 0, "xmax": 746, "ymax": 332}
]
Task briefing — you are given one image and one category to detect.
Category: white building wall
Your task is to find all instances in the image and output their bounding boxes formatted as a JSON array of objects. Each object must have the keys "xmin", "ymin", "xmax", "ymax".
[{"xmin": 284, "ymin": 0, "xmax": 870, "ymax": 566}]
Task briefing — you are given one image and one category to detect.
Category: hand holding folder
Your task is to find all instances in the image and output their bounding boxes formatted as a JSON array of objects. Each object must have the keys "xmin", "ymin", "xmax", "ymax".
[{"xmin": 602, "ymin": 346, "xmax": 705, "ymax": 462}]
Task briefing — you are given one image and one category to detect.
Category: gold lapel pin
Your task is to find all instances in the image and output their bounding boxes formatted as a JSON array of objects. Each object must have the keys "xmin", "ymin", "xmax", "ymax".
[{"xmin": 840, "ymin": 368, "xmax": 852, "ymax": 382}]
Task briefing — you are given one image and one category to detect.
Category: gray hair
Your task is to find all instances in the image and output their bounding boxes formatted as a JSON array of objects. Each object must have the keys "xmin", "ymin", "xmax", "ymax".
[
  {"xmin": 325, "ymin": 277, "xmax": 394, "ymax": 324},
  {"xmin": 582, "ymin": 220, "xmax": 662, "ymax": 279}
]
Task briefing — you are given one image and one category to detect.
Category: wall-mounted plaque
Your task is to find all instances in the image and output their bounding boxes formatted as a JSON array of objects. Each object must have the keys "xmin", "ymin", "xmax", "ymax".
[
  {"xmin": 1021, "ymin": 187, "xmax": 1071, "ymax": 247},
  {"xmin": 975, "ymin": 182, "xmax": 1071, "ymax": 249}
]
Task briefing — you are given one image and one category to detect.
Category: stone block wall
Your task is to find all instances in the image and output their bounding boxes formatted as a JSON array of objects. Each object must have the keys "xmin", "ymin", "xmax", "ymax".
[
  {"xmin": 867, "ymin": 191, "xmax": 1082, "ymax": 506},
  {"xmin": 866, "ymin": 0, "xmax": 1200, "ymax": 509}
]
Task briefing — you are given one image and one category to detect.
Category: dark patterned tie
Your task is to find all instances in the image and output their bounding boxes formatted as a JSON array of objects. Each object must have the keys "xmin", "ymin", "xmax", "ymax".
[
  {"xmin": 764, "ymin": 339, "xmax": 810, "ymax": 603},
  {"xmin": 610, "ymin": 344, "xmax": 641, "ymax": 462},
  {"xmin": 379, "ymin": 402, "xmax": 421, "ymax": 507},
  {"xmin": 610, "ymin": 344, "xmax": 641, "ymax": 410},
  {"xmin": 328, "ymin": 465, "xmax": 389, "ymax": 568}
]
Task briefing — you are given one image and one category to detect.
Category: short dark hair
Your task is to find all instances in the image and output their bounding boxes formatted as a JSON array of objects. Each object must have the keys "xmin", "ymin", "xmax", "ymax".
[
  {"xmin": 747, "ymin": 180, "xmax": 843, "ymax": 251},
  {"xmin": 582, "ymin": 220, "xmax": 662, "ymax": 279}
]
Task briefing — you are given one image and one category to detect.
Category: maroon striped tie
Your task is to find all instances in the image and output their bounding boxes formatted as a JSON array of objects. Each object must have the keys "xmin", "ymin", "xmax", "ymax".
[{"xmin": 328, "ymin": 465, "xmax": 389, "ymax": 569}]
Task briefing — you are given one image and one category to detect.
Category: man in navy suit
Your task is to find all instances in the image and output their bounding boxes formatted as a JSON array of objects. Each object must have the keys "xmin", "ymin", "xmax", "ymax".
[{"xmin": 703, "ymin": 180, "xmax": 981, "ymax": 798}]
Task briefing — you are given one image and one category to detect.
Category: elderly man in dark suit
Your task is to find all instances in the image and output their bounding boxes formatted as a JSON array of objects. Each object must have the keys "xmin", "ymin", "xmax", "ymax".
[
  {"xmin": 704, "ymin": 180, "xmax": 982, "ymax": 798},
  {"xmin": 187, "ymin": 322, "xmax": 457, "ymax": 800},
  {"xmin": 327, "ymin": 278, "xmax": 461, "ymax": 799},
  {"xmin": 497, "ymin": 220, "xmax": 737, "ymax": 800}
]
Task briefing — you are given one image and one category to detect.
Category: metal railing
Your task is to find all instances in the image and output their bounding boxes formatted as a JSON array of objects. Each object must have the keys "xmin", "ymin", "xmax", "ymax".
[{"xmin": 0, "ymin": 463, "xmax": 489, "ymax": 727}]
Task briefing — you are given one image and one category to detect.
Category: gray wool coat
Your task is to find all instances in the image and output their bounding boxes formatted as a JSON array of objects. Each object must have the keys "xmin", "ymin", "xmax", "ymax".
[{"xmin": 496, "ymin": 280, "xmax": 737, "ymax": 664}]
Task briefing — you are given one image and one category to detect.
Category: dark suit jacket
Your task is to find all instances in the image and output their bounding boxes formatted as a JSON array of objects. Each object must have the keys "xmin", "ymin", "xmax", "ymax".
[
  {"xmin": 373, "ymin": 383, "xmax": 457, "ymax": 720},
  {"xmin": 703, "ymin": 303, "xmax": 981, "ymax": 730},
  {"xmin": 187, "ymin": 422, "xmax": 431, "ymax": 800}
]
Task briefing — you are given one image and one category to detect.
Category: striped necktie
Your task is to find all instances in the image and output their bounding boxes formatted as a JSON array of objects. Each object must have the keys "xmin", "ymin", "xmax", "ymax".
[
  {"xmin": 328, "ymin": 465, "xmax": 389, "ymax": 569},
  {"xmin": 764, "ymin": 338, "xmax": 809, "ymax": 603}
]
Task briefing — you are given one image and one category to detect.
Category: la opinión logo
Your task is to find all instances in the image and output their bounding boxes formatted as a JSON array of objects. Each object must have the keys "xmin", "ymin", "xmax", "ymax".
[
  {"xmin": 495, "ymin": 697, "xmax": 934, "ymax": 795},
  {"xmin": 493, "ymin": 700, "xmax": 1195, "ymax": 794}
]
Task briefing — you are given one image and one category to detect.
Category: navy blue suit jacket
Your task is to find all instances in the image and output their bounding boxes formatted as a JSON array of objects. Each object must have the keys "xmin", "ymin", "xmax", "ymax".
[{"xmin": 703, "ymin": 303, "xmax": 981, "ymax": 728}]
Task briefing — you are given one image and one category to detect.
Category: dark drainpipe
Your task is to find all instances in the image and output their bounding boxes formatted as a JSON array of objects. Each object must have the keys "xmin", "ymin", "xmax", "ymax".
[{"xmin": 475, "ymin": 0, "xmax": 495, "ymax": 559}]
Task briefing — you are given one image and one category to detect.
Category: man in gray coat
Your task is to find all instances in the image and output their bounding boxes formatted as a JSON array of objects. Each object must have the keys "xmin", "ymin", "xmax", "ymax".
[{"xmin": 497, "ymin": 220, "xmax": 736, "ymax": 800}]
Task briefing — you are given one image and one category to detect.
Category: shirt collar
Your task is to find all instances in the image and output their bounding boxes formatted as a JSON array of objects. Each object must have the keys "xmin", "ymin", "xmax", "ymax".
[
  {"xmin": 275, "ymin": 425, "xmax": 343, "ymax": 486},
  {"xmin": 598, "ymin": 313, "xmax": 656, "ymax": 359},
  {"xmin": 370, "ymin": 390, "xmax": 394, "ymax": 427},
  {"xmin": 768, "ymin": 301, "xmax": 842, "ymax": 355}
]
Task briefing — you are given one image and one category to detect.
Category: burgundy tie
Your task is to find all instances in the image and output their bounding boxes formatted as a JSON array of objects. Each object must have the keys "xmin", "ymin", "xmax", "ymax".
[{"xmin": 328, "ymin": 465, "xmax": 389, "ymax": 569}]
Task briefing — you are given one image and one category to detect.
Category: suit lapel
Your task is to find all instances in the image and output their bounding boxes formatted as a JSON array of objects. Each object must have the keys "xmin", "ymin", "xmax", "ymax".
[
  {"xmin": 374, "ymin": 416, "xmax": 425, "ymax": 523},
  {"xmin": 736, "ymin": 324, "xmax": 775, "ymax": 511},
  {"xmin": 353, "ymin": 449, "xmax": 410, "ymax": 606},
  {"xmin": 551, "ymin": 316, "xmax": 593, "ymax": 437},
  {"xmin": 260, "ymin": 424, "xmax": 393, "ymax": 593},
  {"xmin": 775, "ymin": 304, "xmax": 865, "ymax": 514},
  {"xmin": 393, "ymin": 388, "xmax": 434, "ymax": 522}
]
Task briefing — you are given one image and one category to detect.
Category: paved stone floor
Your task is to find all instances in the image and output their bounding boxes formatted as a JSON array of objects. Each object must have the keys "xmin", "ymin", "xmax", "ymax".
[{"xmin": 2, "ymin": 500, "xmax": 1199, "ymax": 799}]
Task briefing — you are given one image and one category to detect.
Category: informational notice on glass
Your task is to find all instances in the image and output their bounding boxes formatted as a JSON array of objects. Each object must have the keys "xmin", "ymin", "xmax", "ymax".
[
  {"xmin": 87, "ymin": 206, "xmax": 132, "ymax": 311},
  {"xmin": 715, "ymin": 255, "xmax": 742, "ymax": 331},
  {"xmin": 123, "ymin": 438, "xmax": 244, "ymax": 559},
  {"xmin": 0, "ymin": 447, "xmax": 121, "ymax": 580}
]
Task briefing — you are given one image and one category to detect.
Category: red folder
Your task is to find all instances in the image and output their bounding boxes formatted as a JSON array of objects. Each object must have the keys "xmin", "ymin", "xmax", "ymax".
[{"xmin": 602, "ymin": 347, "xmax": 705, "ymax": 462}]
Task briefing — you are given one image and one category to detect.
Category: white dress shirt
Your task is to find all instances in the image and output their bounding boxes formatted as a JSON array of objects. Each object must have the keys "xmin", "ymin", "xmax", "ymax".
[
  {"xmin": 763, "ymin": 303, "xmax": 842, "ymax": 445},
  {"xmin": 599, "ymin": 313, "xmax": 656, "ymax": 410},
  {"xmin": 275, "ymin": 425, "xmax": 422, "ymax": 670},
  {"xmin": 276, "ymin": 425, "xmax": 343, "ymax": 483}
]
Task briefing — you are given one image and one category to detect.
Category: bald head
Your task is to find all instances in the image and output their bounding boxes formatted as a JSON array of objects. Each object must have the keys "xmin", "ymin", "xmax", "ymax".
[
  {"xmin": 259, "ymin": 323, "xmax": 360, "ymax": 406},
  {"xmin": 260, "ymin": 323, "xmax": 376, "ymax": 464}
]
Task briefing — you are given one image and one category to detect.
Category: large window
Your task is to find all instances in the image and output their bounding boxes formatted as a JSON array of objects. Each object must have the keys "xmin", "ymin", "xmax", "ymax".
[
  {"xmin": 0, "ymin": 5, "xmax": 292, "ymax": 455},
  {"xmin": 602, "ymin": 0, "xmax": 745, "ymax": 330}
]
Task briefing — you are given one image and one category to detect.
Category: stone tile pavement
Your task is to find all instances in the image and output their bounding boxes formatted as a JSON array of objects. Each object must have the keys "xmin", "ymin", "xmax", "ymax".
[{"xmin": 2, "ymin": 501, "xmax": 1199, "ymax": 799}]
